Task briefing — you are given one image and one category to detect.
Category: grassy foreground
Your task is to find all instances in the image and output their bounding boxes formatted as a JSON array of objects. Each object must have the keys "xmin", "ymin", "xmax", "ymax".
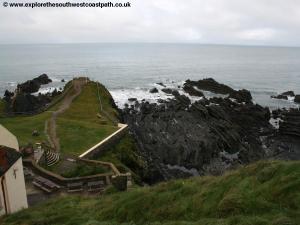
[{"xmin": 1, "ymin": 160, "xmax": 299, "ymax": 225}]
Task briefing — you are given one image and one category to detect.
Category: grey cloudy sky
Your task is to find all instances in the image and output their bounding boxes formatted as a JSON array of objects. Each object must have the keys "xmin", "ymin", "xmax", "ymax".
[{"xmin": 1, "ymin": 0, "xmax": 300, "ymax": 46}]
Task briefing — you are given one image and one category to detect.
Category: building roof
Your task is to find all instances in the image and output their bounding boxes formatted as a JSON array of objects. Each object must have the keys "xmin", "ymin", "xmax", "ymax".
[
  {"xmin": 0, "ymin": 125, "xmax": 19, "ymax": 151},
  {"xmin": 0, "ymin": 145, "xmax": 21, "ymax": 177}
]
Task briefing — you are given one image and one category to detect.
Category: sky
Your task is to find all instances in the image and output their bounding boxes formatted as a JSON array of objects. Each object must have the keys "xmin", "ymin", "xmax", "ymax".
[{"xmin": 1, "ymin": 0, "xmax": 300, "ymax": 46}]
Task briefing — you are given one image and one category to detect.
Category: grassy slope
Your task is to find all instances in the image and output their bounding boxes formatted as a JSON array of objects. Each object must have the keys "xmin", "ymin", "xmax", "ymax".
[
  {"xmin": 0, "ymin": 81, "xmax": 118, "ymax": 155},
  {"xmin": 0, "ymin": 110, "xmax": 51, "ymax": 147},
  {"xmin": 97, "ymin": 133, "xmax": 146, "ymax": 184},
  {"xmin": 2, "ymin": 161, "xmax": 299, "ymax": 225},
  {"xmin": 57, "ymin": 81, "xmax": 118, "ymax": 155}
]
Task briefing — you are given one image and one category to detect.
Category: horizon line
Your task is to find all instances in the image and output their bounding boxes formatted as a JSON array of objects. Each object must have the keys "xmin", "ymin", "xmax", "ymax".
[{"xmin": 0, "ymin": 42, "xmax": 300, "ymax": 48}]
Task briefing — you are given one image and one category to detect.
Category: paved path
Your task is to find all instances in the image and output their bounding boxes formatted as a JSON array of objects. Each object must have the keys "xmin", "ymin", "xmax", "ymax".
[{"xmin": 47, "ymin": 79, "xmax": 86, "ymax": 152}]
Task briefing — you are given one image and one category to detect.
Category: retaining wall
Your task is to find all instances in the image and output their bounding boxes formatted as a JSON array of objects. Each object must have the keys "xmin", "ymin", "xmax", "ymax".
[{"xmin": 23, "ymin": 159, "xmax": 115, "ymax": 187}]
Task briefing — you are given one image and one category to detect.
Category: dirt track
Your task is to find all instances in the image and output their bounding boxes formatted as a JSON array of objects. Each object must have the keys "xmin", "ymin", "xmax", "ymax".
[{"xmin": 47, "ymin": 79, "xmax": 86, "ymax": 151}]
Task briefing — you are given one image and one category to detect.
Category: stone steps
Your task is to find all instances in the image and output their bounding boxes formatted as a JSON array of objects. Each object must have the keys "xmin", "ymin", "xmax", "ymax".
[{"xmin": 45, "ymin": 150, "xmax": 60, "ymax": 166}]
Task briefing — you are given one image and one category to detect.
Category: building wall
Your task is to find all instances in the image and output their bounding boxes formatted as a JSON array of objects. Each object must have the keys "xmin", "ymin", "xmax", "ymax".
[
  {"xmin": 0, "ymin": 125, "xmax": 19, "ymax": 150},
  {"xmin": 0, "ymin": 159, "xmax": 28, "ymax": 215},
  {"xmin": 0, "ymin": 184, "xmax": 5, "ymax": 216}
]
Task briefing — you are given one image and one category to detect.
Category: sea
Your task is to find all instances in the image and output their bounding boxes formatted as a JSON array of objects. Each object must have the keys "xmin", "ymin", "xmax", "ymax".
[{"xmin": 0, "ymin": 43, "xmax": 300, "ymax": 110}]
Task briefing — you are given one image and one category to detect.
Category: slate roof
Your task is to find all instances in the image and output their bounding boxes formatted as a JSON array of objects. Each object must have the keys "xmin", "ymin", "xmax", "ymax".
[{"xmin": 0, "ymin": 145, "xmax": 22, "ymax": 177}]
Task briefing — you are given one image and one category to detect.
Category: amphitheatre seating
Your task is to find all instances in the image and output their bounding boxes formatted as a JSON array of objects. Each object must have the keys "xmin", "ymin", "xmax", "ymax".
[
  {"xmin": 87, "ymin": 181, "xmax": 105, "ymax": 192},
  {"xmin": 67, "ymin": 182, "xmax": 84, "ymax": 193},
  {"xmin": 33, "ymin": 176, "xmax": 60, "ymax": 193}
]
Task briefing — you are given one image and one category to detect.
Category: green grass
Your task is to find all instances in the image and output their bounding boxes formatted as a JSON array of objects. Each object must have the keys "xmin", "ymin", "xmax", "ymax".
[
  {"xmin": 40, "ymin": 159, "xmax": 112, "ymax": 178},
  {"xmin": 0, "ymin": 80, "xmax": 119, "ymax": 156},
  {"xmin": 0, "ymin": 112, "xmax": 51, "ymax": 147},
  {"xmin": 61, "ymin": 162, "xmax": 111, "ymax": 178},
  {"xmin": 57, "ymin": 118, "xmax": 117, "ymax": 155},
  {"xmin": 97, "ymin": 134, "xmax": 146, "ymax": 184},
  {"xmin": 57, "ymin": 81, "xmax": 118, "ymax": 155},
  {"xmin": 1, "ymin": 160, "xmax": 299, "ymax": 225}
]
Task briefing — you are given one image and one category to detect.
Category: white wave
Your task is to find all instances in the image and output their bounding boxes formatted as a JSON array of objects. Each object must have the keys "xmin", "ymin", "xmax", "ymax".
[
  {"xmin": 110, "ymin": 88, "xmax": 172, "ymax": 109},
  {"xmin": 49, "ymin": 77, "xmax": 64, "ymax": 83},
  {"xmin": 32, "ymin": 87, "xmax": 61, "ymax": 96},
  {"xmin": 110, "ymin": 80, "xmax": 204, "ymax": 109}
]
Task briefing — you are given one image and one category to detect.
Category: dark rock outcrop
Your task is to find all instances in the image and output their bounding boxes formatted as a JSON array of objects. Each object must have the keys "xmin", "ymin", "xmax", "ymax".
[
  {"xmin": 185, "ymin": 78, "xmax": 234, "ymax": 95},
  {"xmin": 295, "ymin": 95, "xmax": 300, "ymax": 104},
  {"xmin": 122, "ymin": 87, "xmax": 272, "ymax": 183},
  {"xmin": 183, "ymin": 83, "xmax": 204, "ymax": 97},
  {"xmin": 149, "ymin": 88, "xmax": 158, "ymax": 93},
  {"xmin": 271, "ymin": 94, "xmax": 288, "ymax": 100},
  {"xmin": 3, "ymin": 75, "xmax": 61, "ymax": 114},
  {"xmin": 263, "ymin": 108, "xmax": 300, "ymax": 160},
  {"xmin": 183, "ymin": 78, "xmax": 252, "ymax": 103},
  {"xmin": 279, "ymin": 109, "xmax": 300, "ymax": 137},
  {"xmin": 271, "ymin": 91, "xmax": 296, "ymax": 100},
  {"xmin": 161, "ymin": 88, "xmax": 174, "ymax": 94},
  {"xmin": 156, "ymin": 82, "xmax": 166, "ymax": 87},
  {"xmin": 282, "ymin": 91, "xmax": 295, "ymax": 97},
  {"xmin": 128, "ymin": 98, "xmax": 137, "ymax": 102},
  {"xmin": 17, "ymin": 74, "xmax": 52, "ymax": 93},
  {"xmin": 228, "ymin": 89, "xmax": 252, "ymax": 103}
]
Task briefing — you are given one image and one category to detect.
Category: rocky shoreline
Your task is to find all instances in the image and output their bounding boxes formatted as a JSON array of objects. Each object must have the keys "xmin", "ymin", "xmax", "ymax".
[
  {"xmin": 120, "ymin": 78, "xmax": 300, "ymax": 183},
  {"xmin": 3, "ymin": 74, "xmax": 63, "ymax": 114}
]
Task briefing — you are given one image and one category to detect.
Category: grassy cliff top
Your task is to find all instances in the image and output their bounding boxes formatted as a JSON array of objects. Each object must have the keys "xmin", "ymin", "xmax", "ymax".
[
  {"xmin": 1, "ymin": 160, "xmax": 299, "ymax": 225},
  {"xmin": 0, "ymin": 79, "xmax": 119, "ymax": 156}
]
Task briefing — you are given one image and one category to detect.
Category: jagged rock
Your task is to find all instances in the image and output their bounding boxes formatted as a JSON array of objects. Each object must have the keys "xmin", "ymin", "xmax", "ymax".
[
  {"xmin": 122, "ymin": 85, "xmax": 272, "ymax": 183},
  {"xmin": 128, "ymin": 98, "xmax": 137, "ymax": 102},
  {"xmin": 4, "ymin": 90, "xmax": 14, "ymax": 99},
  {"xmin": 185, "ymin": 78, "xmax": 234, "ymax": 95},
  {"xmin": 17, "ymin": 74, "xmax": 52, "ymax": 93},
  {"xmin": 156, "ymin": 82, "xmax": 166, "ymax": 87},
  {"xmin": 271, "ymin": 91, "xmax": 296, "ymax": 100},
  {"xmin": 10, "ymin": 91, "xmax": 54, "ymax": 113},
  {"xmin": 3, "ymin": 74, "xmax": 59, "ymax": 114},
  {"xmin": 61, "ymin": 79, "xmax": 65, "ymax": 82},
  {"xmin": 161, "ymin": 88, "xmax": 174, "ymax": 94},
  {"xmin": 279, "ymin": 108, "xmax": 300, "ymax": 137},
  {"xmin": 229, "ymin": 89, "xmax": 252, "ymax": 103},
  {"xmin": 295, "ymin": 95, "xmax": 300, "ymax": 103},
  {"xmin": 184, "ymin": 78, "xmax": 252, "ymax": 104},
  {"xmin": 272, "ymin": 109, "xmax": 282, "ymax": 119},
  {"xmin": 281, "ymin": 91, "xmax": 295, "ymax": 97},
  {"xmin": 36, "ymin": 74, "xmax": 52, "ymax": 85},
  {"xmin": 183, "ymin": 83, "xmax": 204, "ymax": 97},
  {"xmin": 271, "ymin": 94, "xmax": 288, "ymax": 100},
  {"xmin": 149, "ymin": 88, "xmax": 158, "ymax": 93}
]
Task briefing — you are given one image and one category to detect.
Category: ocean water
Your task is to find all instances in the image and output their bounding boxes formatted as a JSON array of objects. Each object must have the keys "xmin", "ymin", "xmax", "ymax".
[{"xmin": 0, "ymin": 43, "xmax": 300, "ymax": 109}]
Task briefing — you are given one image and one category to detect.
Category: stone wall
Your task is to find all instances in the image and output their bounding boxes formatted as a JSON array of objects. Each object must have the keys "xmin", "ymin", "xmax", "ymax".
[{"xmin": 23, "ymin": 159, "xmax": 114, "ymax": 187}]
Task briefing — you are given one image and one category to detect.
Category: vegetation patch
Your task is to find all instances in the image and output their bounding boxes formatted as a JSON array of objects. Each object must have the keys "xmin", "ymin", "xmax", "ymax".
[
  {"xmin": 2, "ymin": 161, "xmax": 299, "ymax": 225},
  {"xmin": 61, "ymin": 162, "xmax": 111, "ymax": 178},
  {"xmin": 97, "ymin": 133, "xmax": 146, "ymax": 184}
]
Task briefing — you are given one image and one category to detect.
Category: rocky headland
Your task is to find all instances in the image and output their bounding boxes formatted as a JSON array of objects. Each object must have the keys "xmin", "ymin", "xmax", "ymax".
[
  {"xmin": 3, "ymin": 74, "xmax": 62, "ymax": 114},
  {"xmin": 120, "ymin": 78, "xmax": 300, "ymax": 183}
]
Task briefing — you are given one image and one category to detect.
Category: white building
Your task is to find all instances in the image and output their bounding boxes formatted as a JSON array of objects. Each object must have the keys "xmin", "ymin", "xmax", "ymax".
[{"xmin": 0, "ymin": 125, "xmax": 28, "ymax": 216}]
